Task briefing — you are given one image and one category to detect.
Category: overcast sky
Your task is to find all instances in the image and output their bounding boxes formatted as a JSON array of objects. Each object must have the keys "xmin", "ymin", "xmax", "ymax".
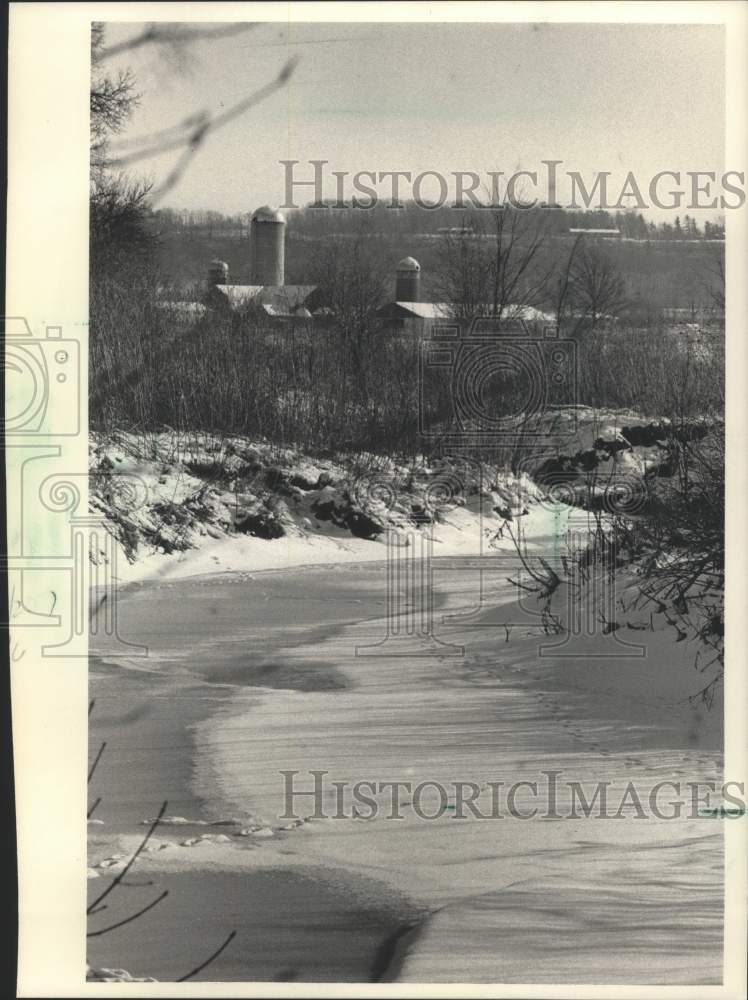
[{"xmin": 102, "ymin": 20, "xmax": 726, "ymax": 219}]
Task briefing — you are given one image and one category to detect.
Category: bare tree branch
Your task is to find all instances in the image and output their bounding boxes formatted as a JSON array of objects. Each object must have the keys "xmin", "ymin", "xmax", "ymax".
[
  {"xmin": 87, "ymin": 741, "xmax": 107, "ymax": 783},
  {"xmin": 99, "ymin": 22, "xmax": 258, "ymax": 62},
  {"xmin": 103, "ymin": 56, "xmax": 298, "ymax": 204},
  {"xmin": 177, "ymin": 931, "xmax": 237, "ymax": 981},
  {"xmin": 87, "ymin": 891, "xmax": 169, "ymax": 938},
  {"xmin": 88, "ymin": 800, "xmax": 168, "ymax": 914}
]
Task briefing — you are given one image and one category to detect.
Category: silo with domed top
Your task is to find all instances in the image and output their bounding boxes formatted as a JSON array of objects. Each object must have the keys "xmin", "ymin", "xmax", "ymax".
[
  {"xmin": 250, "ymin": 205, "xmax": 285, "ymax": 286},
  {"xmin": 395, "ymin": 256, "xmax": 421, "ymax": 302},
  {"xmin": 208, "ymin": 259, "xmax": 229, "ymax": 286}
]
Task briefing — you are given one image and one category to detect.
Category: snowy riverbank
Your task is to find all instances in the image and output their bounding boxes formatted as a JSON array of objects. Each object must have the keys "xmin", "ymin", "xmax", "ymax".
[
  {"xmin": 90, "ymin": 405, "xmax": 696, "ymax": 587},
  {"xmin": 88, "ymin": 411, "xmax": 725, "ymax": 984}
]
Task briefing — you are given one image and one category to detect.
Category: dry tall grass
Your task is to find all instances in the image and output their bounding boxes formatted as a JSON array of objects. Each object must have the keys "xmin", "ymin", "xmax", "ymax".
[{"xmin": 90, "ymin": 278, "xmax": 724, "ymax": 461}]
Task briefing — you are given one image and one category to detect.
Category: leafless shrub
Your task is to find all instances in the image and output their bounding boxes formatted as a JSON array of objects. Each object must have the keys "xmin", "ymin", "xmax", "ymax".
[
  {"xmin": 574, "ymin": 323, "xmax": 723, "ymax": 416},
  {"xmin": 628, "ymin": 431, "xmax": 725, "ymax": 705},
  {"xmin": 87, "ymin": 703, "xmax": 236, "ymax": 979},
  {"xmin": 434, "ymin": 204, "xmax": 552, "ymax": 321}
]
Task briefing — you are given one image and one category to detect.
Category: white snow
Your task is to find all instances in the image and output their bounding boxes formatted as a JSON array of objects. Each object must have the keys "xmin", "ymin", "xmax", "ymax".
[{"xmin": 88, "ymin": 414, "xmax": 725, "ymax": 985}]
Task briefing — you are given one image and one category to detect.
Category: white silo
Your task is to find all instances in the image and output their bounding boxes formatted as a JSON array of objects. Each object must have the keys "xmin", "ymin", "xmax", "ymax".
[
  {"xmin": 250, "ymin": 206, "xmax": 285, "ymax": 286},
  {"xmin": 395, "ymin": 256, "xmax": 421, "ymax": 302}
]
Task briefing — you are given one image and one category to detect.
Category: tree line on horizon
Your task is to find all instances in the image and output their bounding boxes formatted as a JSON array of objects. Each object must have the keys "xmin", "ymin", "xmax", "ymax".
[{"xmin": 150, "ymin": 203, "xmax": 726, "ymax": 243}]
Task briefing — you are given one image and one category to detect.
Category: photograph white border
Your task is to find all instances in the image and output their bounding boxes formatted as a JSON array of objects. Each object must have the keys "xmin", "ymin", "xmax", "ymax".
[{"xmin": 7, "ymin": 3, "xmax": 747, "ymax": 997}]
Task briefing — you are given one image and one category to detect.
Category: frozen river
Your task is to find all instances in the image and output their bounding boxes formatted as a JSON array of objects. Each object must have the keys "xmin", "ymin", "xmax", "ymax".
[{"xmin": 89, "ymin": 542, "xmax": 724, "ymax": 984}]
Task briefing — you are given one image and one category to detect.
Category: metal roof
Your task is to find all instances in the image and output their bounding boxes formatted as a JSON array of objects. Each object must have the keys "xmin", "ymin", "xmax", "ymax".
[
  {"xmin": 396, "ymin": 256, "xmax": 421, "ymax": 272},
  {"xmin": 381, "ymin": 302, "xmax": 554, "ymax": 323},
  {"xmin": 568, "ymin": 228, "xmax": 620, "ymax": 235},
  {"xmin": 211, "ymin": 284, "xmax": 317, "ymax": 313}
]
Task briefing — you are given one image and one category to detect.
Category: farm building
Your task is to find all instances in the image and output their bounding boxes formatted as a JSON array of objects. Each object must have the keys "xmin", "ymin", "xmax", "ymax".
[
  {"xmin": 187, "ymin": 210, "xmax": 558, "ymax": 330},
  {"xmin": 206, "ymin": 282, "xmax": 325, "ymax": 318},
  {"xmin": 376, "ymin": 257, "xmax": 555, "ymax": 329},
  {"xmin": 568, "ymin": 227, "xmax": 621, "ymax": 239},
  {"xmin": 376, "ymin": 300, "xmax": 554, "ymax": 326},
  {"xmin": 203, "ymin": 207, "xmax": 325, "ymax": 319}
]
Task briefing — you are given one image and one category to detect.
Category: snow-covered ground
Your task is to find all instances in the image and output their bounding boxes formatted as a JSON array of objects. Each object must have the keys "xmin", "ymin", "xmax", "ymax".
[
  {"xmin": 90, "ymin": 428, "xmax": 545, "ymax": 583},
  {"xmin": 90, "ymin": 406, "xmax": 694, "ymax": 587},
  {"xmin": 88, "ymin": 412, "xmax": 726, "ymax": 984},
  {"xmin": 89, "ymin": 557, "xmax": 724, "ymax": 984}
]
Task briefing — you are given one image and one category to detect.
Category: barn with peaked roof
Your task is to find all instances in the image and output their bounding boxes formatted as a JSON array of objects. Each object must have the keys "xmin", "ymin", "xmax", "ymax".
[{"xmin": 207, "ymin": 283, "xmax": 326, "ymax": 319}]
